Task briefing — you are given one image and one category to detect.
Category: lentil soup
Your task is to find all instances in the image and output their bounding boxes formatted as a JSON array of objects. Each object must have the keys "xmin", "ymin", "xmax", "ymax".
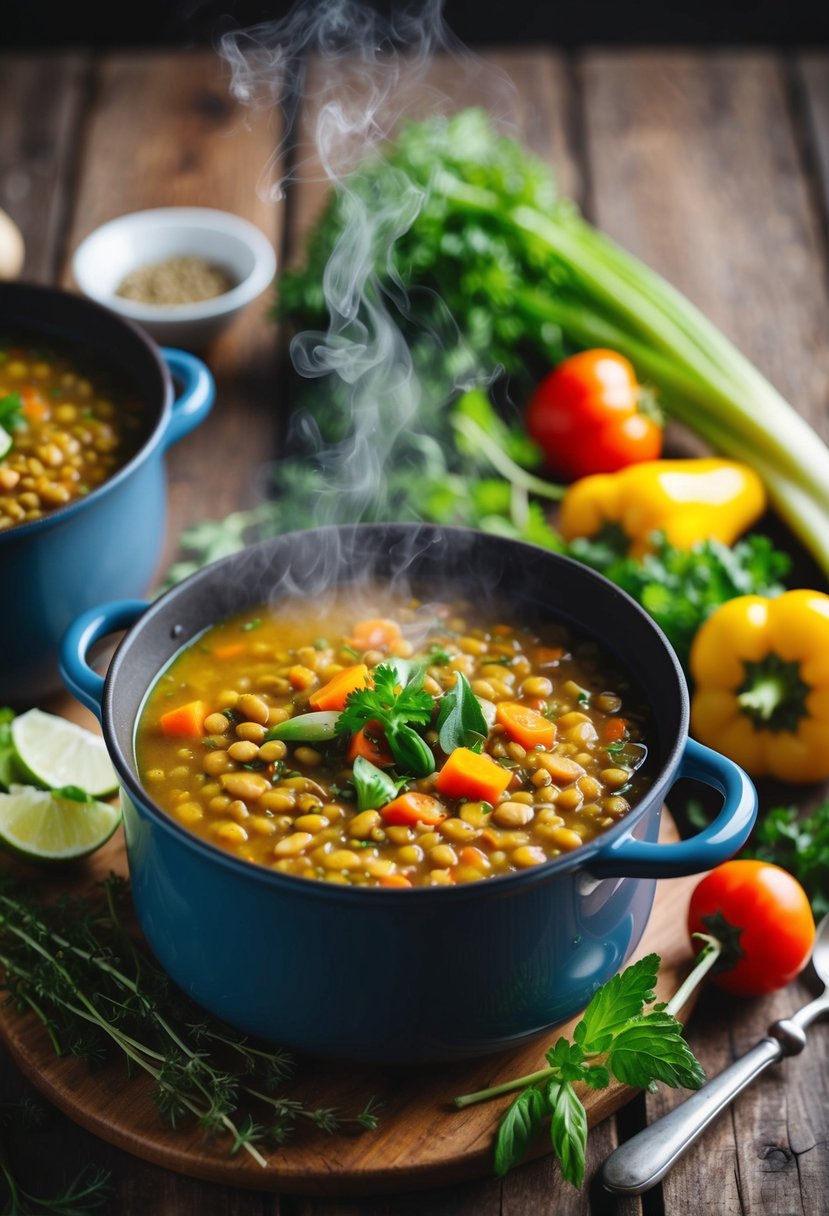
[
  {"xmin": 136, "ymin": 592, "xmax": 651, "ymax": 888},
  {"xmin": 0, "ymin": 335, "xmax": 145, "ymax": 530}
]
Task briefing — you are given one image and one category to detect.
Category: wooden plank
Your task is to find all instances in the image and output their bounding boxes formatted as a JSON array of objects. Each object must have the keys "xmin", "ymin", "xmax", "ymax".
[
  {"xmin": 580, "ymin": 49, "xmax": 829, "ymax": 1213},
  {"xmin": 579, "ymin": 50, "xmax": 829, "ymax": 446},
  {"xmin": 0, "ymin": 52, "xmax": 90, "ymax": 284},
  {"xmin": 287, "ymin": 47, "xmax": 583, "ymax": 267},
  {"xmin": 796, "ymin": 53, "xmax": 829, "ymax": 224},
  {"xmin": 59, "ymin": 50, "xmax": 284, "ymax": 578}
]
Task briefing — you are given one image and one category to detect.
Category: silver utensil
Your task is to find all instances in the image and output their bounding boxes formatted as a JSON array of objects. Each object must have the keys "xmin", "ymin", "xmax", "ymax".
[{"xmin": 601, "ymin": 912, "xmax": 829, "ymax": 1195}]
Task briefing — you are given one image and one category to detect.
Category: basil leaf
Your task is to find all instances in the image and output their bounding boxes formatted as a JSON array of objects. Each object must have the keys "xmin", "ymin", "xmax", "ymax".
[
  {"xmin": 573, "ymin": 953, "xmax": 660, "ymax": 1055},
  {"xmin": 386, "ymin": 723, "xmax": 435, "ymax": 777},
  {"xmin": 548, "ymin": 1081, "xmax": 587, "ymax": 1189},
  {"xmin": 607, "ymin": 1012, "xmax": 706, "ymax": 1091},
  {"xmin": 437, "ymin": 672, "xmax": 488, "ymax": 754},
  {"xmin": 351, "ymin": 755, "xmax": 405, "ymax": 812},
  {"xmin": 493, "ymin": 1085, "xmax": 547, "ymax": 1177}
]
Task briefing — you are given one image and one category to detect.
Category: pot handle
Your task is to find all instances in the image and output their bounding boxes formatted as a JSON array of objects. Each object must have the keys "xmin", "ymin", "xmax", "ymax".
[
  {"xmin": 60, "ymin": 600, "xmax": 149, "ymax": 721},
  {"xmin": 159, "ymin": 348, "xmax": 214, "ymax": 450},
  {"xmin": 588, "ymin": 738, "xmax": 757, "ymax": 879}
]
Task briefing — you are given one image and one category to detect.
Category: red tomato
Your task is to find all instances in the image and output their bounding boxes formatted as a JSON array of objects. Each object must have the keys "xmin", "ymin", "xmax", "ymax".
[
  {"xmin": 687, "ymin": 860, "xmax": 815, "ymax": 997},
  {"xmin": 525, "ymin": 349, "xmax": 662, "ymax": 479}
]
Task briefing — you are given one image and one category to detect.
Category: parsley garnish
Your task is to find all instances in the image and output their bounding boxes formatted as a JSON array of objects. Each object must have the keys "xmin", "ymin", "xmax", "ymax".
[
  {"xmin": 241, "ymin": 618, "xmax": 262, "ymax": 632},
  {"xmin": 455, "ymin": 953, "xmax": 705, "ymax": 1188},
  {"xmin": 336, "ymin": 664, "xmax": 436, "ymax": 776}
]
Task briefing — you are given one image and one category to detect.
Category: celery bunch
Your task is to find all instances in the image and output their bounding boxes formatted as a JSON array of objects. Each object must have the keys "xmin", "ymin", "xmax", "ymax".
[{"xmin": 279, "ymin": 108, "xmax": 829, "ymax": 576}]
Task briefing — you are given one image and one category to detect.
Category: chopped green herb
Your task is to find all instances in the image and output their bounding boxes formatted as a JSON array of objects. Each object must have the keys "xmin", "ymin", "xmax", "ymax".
[
  {"xmin": 351, "ymin": 755, "xmax": 406, "ymax": 812},
  {"xmin": 241, "ymin": 618, "xmax": 263, "ymax": 632},
  {"xmin": 436, "ymin": 671, "xmax": 488, "ymax": 754},
  {"xmin": 0, "ymin": 392, "xmax": 22, "ymax": 430},
  {"xmin": 336, "ymin": 664, "xmax": 436, "ymax": 776}
]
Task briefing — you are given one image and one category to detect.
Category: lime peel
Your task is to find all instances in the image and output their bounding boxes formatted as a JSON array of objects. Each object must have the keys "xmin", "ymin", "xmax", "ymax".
[
  {"xmin": 0, "ymin": 783, "xmax": 121, "ymax": 862},
  {"xmin": 10, "ymin": 708, "xmax": 118, "ymax": 798}
]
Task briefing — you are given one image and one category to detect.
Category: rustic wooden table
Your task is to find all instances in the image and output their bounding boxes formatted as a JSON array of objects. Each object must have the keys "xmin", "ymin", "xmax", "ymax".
[{"xmin": 2, "ymin": 43, "xmax": 829, "ymax": 1216}]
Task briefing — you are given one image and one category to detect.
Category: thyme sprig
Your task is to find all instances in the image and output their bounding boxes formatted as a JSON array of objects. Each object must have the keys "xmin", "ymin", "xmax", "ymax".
[
  {"xmin": 0, "ymin": 1097, "xmax": 111, "ymax": 1214},
  {"xmin": 0, "ymin": 872, "xmax": 379, "ymax": 1167}
]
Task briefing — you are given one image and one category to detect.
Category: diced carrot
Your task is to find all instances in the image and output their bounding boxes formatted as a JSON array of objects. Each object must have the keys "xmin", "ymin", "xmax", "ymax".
[
  {"xmin": 348, "ymin": 618, "xmax": 402, "ymax": 652},
  {"xmin": 212, "ymin": 641, "xmax": 246, "ymax": 661},
  {"xmin": 434, "ymin": 748, "xmax": 512, "ymax": 804},
  {"xmin": 459, "ymin": 846, "xmax": 490, "ymax": 869},
  {"xmin": 379, "ymin": 873, "xmax": 413, "ymax": 888},
  {"xmin": 604, "ymin": 717, "xmax": 627, "ymax": 742},
  {"xmin": 308, "ymin": 663, "xmax": 370, "ymax": 710},
  {"xmin": 22, "ymin": 395, "xmax": 49, "ymax": 422},
  {"xmin": 288, "ymin": 664, "xmax": 318, "ymax": 691},
  {"xmin": 536, "ymin": 646, "xmax": 565, "ymax": 667},
  {"xmin": 347, "ymin": 722, "xmax": 395, "ymax": 767},
  {"xmin": 495, "ymin": 702, "xmax": 556, "ymax": 751},
  {"xmin": 381, "ymin": 792, "xmax": 447, "ymax": 827},
  {"xmin": 159, "ymin": 699, "xmax": 210, "ymax": 738}
]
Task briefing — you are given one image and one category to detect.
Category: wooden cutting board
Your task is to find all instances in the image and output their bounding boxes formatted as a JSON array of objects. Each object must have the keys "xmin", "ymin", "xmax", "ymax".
[{"xmin": 0, "ymin": 808, "xmax": 699, "ymax": 1196}]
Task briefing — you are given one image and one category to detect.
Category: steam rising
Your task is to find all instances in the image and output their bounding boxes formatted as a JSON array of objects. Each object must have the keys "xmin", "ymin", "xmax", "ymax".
[{"xmin": 218, "ymin": 0, "xmax": 517, "ymax": 598}]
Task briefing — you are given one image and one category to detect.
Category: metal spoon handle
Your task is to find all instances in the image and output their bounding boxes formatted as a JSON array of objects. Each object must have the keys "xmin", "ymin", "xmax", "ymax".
[{"xmin": 601, "ymin": 1035, "xmax": 785, "ymax": 1195}]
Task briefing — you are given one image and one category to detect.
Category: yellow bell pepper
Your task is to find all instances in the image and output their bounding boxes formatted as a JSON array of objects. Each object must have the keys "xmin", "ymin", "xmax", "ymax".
[
  {"xmin": 690, "ymin": 589, "xmax": 829, "ymax": 783},
  {"xmin": 559, "ymin": 458, "xmax": 766, "ymax": 557}
]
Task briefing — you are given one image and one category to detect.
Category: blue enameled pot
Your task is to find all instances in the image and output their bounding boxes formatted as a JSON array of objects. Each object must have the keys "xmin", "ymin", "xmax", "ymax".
[
  {"xmin": 0, "ymin": 282, "xmax": 213, "ymax": 704},
  {"xmin": 61, "ymin": 525, "xmax": 757, "ymax": 1063}
]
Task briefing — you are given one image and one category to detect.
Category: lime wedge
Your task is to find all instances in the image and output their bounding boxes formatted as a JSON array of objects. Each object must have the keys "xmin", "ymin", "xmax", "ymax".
[
  {"xmin": 0, "ymin": 424, "xmax": 11, "ymax": 458},
  {"xmin": 0, "ymin": 784, "xmax": 121, "ymax": 862},
  {"xmin": 11, "ymin": 709, "xmax": 118, "ymax": 798}
]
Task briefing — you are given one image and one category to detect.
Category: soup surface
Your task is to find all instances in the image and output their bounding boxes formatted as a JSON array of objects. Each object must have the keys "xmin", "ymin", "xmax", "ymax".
[
  {"xmin": 0, "ymin": 336, "xmax": 144, "ymax": 530},
  {"xmin": 136, "ymin": 591, "xmax": 651, "ymax": 887}
]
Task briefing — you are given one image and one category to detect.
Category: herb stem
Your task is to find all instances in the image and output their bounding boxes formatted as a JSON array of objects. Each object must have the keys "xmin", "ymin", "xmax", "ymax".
[
  {"xmin": 451, "ymin": 413, "xmax": 565, "ymax": 500},
  {"xmin": 454, "ymin": 1064, "xmax": 556, "ymax": 1108},
  {"xmin": 664, "ymin": 934, "xmax": 723, "ymax": 1019}
]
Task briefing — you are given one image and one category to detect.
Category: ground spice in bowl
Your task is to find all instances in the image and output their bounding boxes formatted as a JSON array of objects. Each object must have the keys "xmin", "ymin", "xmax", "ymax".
[{"xmin": 116, "ymin": 256, "xmax": 234, "ymax": 306}]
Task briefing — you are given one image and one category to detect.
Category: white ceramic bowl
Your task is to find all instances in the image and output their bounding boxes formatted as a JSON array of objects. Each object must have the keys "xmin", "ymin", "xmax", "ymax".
[{"xmin": 72, "ymin": 207, "xmax": 277, "ymax": 349}]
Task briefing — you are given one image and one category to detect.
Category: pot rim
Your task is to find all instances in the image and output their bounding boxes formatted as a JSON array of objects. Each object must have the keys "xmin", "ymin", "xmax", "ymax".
[
  {"xmin": 0, "ymin": 281, "xmax": 172, "ymax": 544},
  {"xmin": 102, "ymin": 524, "xmax": 690, "ymax": 905}
]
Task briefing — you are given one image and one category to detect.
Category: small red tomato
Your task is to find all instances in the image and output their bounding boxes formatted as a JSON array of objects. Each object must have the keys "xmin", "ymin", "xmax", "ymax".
[
  {"xmin": 688, "ymin": 860, "xmax": 815, "ymax": 997},
  {"xmin": 525, "ymin": 349, "xmax": 662, "ymax": 480}
]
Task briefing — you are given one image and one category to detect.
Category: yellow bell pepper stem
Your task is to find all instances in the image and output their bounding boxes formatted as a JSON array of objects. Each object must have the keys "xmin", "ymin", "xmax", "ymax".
[
  {"xmin": 559, "ymin": 458, "xmax": 766, "ymax": 558},
  {"xmin": 689, "ymin": 589, "xmax": 829, "ymax": 783}
]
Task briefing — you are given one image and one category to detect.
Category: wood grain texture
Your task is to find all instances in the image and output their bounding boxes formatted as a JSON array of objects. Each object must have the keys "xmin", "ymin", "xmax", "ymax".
[
  {"xmin": 0, "ymin": 52, "xmax": 90, "ymax": 283},
  {"xmin": 58, "ymin": 50, "xmax": 284, "ymax": 579},
  {"xmin": 579, "ymin": 50, "xmax": 829, "ymax": 444},
  {"xmin": 585, "ymin": 49, "xmax": 829, "ymax": 1216},
  {"xmin": 0, "ymin": 816, "xmax": 696, "ymax": 1197}
]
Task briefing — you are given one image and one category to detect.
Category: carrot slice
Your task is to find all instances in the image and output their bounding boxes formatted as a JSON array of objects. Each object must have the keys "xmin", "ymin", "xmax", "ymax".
[
  {"xmin": 381, "ymin": 791, "xmax": 447, "ymax": 827},
  {"xmin": 212, "ymin": 641, "xmax": 246, "ymax": 661},
  {"xmin": 347, "ymin": 722, "xmax": 395, "ymax": 767},
  {"xmin": 434, "ymin": 747, "xmax": 512, "ymax": 804},
  {"xmin": 379, "ymin": 873, "xmax": 413, "ymax": 888},
  {"xmin": 349, "ymin": 618, "xmax": 402, "ymax": 652},
  {"xmin": 604, "ymin": 717, "xmax": 627, "ymax": 742},
  {"xmin": 536, "ymin": 646, "xmax": 565, "ymax": 667},
  {"xmin": 495, "ymin": 702, "xmax": 556, "ymax": 751},
  {"xmin": 159, "ymin": 699, "xmax": 210, "ymax": 738},
  {"xmin": 22, "ymin": 395, "xmax": 49, "ymax": 422},
  {"xmin": 308, "ymin": 663, "xmax": 370, "ymax": 711}
]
